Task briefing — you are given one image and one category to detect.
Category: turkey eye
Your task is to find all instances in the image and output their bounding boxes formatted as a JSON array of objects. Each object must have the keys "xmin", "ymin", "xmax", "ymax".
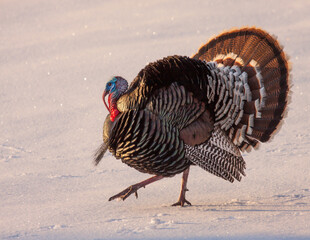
[{"xmin": 108, "ymin": 83, "xmax": 112, "ymax": 86}]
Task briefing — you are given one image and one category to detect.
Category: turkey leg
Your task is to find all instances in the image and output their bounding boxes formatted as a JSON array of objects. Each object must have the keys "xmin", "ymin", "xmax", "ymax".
[
  {"xmin": 172, "ymin": 167, "xmax": 191, "ymax": 206},
  {"xmin": 109, "ymin": 175, "xmax": 164, "ymax": 201}
]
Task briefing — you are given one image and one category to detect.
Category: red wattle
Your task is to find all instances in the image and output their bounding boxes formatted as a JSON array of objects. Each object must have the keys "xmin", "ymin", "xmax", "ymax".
[
  {"xmin": 110, "ymin": 108, "xmax": 120, "ymax": 122},
  {"xmin": 108, "ymin": 94, "xmax": 120, "ymax": 122}
]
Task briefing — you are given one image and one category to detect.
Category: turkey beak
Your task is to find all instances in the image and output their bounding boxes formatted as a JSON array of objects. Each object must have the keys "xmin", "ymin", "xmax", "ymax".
[{"xmin": 102, "ymin": 90, "xmax": 110, "ymax": 113}]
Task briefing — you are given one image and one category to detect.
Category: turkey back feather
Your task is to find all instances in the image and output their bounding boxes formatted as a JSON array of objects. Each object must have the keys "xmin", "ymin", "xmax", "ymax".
[
  {"xmin": 193, "ymin": 27, "xmax": 290, "ymax": 151},
  {"xmin": 116, "ymin": 56, "xmax": 213, "ymax": 112}
]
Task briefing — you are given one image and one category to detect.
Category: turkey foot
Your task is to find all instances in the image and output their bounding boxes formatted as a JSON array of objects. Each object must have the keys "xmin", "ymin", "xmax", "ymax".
[
  {"xmin": 172, "ymin": 167, "xmax": 191, "ymax": 207},
  {"xmin": 171, "ymin": 192, "xmax": 192, "ymax": 206},
  {"xmin": 109, "ymin": 185, "xmax": 139, "ymax": 201},
  {"xmin": 109, "ymin": 175, "xmax": 164, "ymax": 202}
]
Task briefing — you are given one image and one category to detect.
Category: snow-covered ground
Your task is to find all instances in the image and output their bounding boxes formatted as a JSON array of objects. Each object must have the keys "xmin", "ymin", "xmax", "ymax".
[{"xmin": 1, "ymin": 0, "xmax": 310, "ymax": 239}]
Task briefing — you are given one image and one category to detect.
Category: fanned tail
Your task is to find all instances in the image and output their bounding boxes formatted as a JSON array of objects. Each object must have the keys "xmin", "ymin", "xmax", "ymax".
[{"xmin": 193, "ymin": 27, "xmax": 291, "ymax": 151}]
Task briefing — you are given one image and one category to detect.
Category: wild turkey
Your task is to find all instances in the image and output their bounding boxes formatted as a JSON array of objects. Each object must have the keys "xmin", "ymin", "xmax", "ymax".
[{"xmin": 94, "ymin": 27, "xmax": 290, "ymax": 206}]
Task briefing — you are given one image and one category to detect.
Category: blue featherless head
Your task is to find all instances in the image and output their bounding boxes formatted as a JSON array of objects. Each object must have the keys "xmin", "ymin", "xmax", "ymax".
[
  {"xmin": 105, "ymin": 77, "xmax": 118, "ymax": 94},
  {"xmin": 102, "ymin": 76, "xmax": 128, "ymax": 111}
]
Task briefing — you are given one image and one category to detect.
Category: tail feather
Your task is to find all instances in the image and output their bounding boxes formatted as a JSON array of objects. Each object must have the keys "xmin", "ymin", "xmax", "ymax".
[{"xmin": 193, "ymin": 27, "xmax": 290, "ymax": 151}]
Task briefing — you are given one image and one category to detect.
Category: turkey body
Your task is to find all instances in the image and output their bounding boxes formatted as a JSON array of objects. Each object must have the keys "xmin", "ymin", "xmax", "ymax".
[
  {"xmin": 108, "ymin": 56, "xmax": 214, "ymax": 176},
  {"xmin": 95, "ymin": 27, "xmax": 290, "ymax": 205}
]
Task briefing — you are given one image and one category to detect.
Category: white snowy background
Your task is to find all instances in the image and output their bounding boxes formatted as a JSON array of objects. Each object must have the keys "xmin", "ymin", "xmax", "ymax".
[{"xmin": 1, "ymin": 0, "xmax": 309, "ymax": 239}]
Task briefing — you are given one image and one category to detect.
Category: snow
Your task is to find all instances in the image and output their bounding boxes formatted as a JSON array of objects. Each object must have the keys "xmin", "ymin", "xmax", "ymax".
[{"xmin": 1, "ymin": 0, "xmax": 310, "ymax": 239}]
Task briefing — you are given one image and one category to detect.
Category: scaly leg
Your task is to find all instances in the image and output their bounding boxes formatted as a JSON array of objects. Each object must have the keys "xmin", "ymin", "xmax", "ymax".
[
  {"xmin": 109, "ymin": 175, "xmax": 164, "ymax": 201},
  {"xmin": 172, "ymin": 167, "xmax": 191, "ymax": 206}
]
